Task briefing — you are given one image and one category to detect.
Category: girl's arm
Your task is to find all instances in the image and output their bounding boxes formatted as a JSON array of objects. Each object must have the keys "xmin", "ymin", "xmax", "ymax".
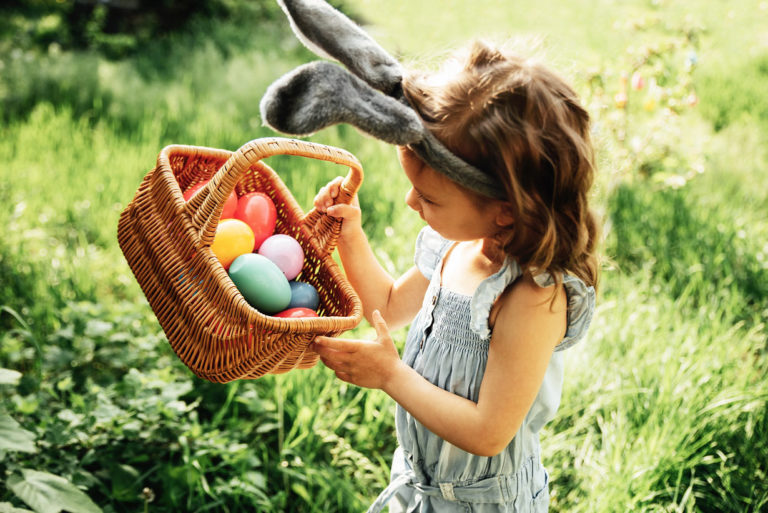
[
  {"xmin": 312, "ymin": 274, "xmax": 567, "ymax": 457},
  {"xmin": 315, "ymin": 177, "xmax": 428, "ymax": 330}
]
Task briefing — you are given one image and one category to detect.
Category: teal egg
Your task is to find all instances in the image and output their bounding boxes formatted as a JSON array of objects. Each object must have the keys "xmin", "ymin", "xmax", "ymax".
[
  {"xmin": 229, "ymin": 253, "xmax": 291, "ymax": 314},
  {"xmin": 288, "ymin": 280, "xmax": 320, "ymax": 311}
]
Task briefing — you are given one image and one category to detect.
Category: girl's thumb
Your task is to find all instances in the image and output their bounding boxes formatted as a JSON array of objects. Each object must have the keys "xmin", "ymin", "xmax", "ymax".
[{"xmin": 372, "ymin": 310, "xmax": 389, "ymax": 336}]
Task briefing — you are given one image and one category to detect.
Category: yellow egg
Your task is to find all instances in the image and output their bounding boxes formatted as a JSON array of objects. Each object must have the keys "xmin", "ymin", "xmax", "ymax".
[{"xmin": 210, "ymin": 219, "xmax": 255, "ymax": 269}]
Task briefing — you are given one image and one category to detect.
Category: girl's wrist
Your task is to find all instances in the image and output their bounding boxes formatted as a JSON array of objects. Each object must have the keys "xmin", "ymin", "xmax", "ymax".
[
  {"xmin": 382, "ymin": 359, "xmax": 412, "ymax": 397},
  {"xmin": 338, "ymin": 226, "xmax": 367, "ymax": 251}
]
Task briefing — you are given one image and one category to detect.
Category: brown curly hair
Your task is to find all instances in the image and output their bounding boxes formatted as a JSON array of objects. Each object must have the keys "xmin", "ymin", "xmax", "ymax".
[{"xmin": 402, "ymin": 40, "xmax": 600, "ymax": 291}]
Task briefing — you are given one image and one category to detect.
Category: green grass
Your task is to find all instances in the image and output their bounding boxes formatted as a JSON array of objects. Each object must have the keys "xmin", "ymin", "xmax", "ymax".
[
  {"xmin": 1, "ymin": 0, "xmax": 767, "ymax": 511},
  {"xmin": 550, "ymin": 269, "xmax": 767, "ymax": 512}
]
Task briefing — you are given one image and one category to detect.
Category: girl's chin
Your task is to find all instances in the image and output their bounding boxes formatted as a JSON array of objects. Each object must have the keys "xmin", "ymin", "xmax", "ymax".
[{"xmin": 427, "ymin": 225, "xmax": 459, "ymax": 242}]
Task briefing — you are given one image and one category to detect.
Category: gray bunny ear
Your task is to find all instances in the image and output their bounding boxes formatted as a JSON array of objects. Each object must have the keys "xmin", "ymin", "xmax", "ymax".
[
  {"xmin": 277, "ymin": 0, "xmax": 402, "ymax": 96},
  {"xmin": 264, "ymin": 0, "xmax": 509, "ymax": 200},
  {"xmin": 260, "ymin": 61, "xmax": 423, "ymax": 145}
]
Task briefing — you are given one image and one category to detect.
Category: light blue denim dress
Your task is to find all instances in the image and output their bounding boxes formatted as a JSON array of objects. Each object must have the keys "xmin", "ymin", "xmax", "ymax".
[{"xmin": 367, "ymin": 227, "xmax": 595, "ymax": 513}]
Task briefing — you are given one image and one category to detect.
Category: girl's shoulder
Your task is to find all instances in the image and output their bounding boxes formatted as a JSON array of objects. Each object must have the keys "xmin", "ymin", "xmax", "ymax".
[{"xmin": 475, "ymin": 264, "xmax": 596, "ymax": 350}]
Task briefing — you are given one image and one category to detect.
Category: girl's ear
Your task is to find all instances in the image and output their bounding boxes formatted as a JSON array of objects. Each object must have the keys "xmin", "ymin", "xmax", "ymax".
[{"xmin": 495, "ymin": 203, "xmax": 515, "ymax": 227}]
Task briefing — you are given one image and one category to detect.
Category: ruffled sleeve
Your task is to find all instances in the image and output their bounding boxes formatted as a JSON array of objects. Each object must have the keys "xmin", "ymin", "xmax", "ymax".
[
  {"xmin": 470, "ymin": 258, "xmax": 523, "ymax": 339},
  {"xmin": 533, "ymin": 273, "xmax": 596, "ymax": 351},
  {"xmin": 413, "ymin": 226, "xmax": 452, "ymax": 280},
  {"xmin": 470, "ymin": 265, "xmax": 596, "ymax": 348}
]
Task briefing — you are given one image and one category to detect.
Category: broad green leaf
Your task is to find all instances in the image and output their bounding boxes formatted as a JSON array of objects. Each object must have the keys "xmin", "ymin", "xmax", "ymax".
[
  {"xmin": 92, "ymin": 397, "xmax": 124, "ymax": 424},
  {"xmin": 84, "ymin": 320, "xmax": 113, "ymax": 338},
  {"xmin": 0, "ymin": 415, "xmax": 36, "ymax": 454},
  {"xmin": 0, "ymin": 502, "xmax": 35, "ymax": 513},
  {"xmin": 108, "ymin": 464, "xmax": 140, "ymax": 502},
  {"xmin": 8, "ymin": 469, "xmax": 102, "ymax": 513},
  {"xmin": 0, "ymin": 369, "xmax": 22, "ymax": 386}
]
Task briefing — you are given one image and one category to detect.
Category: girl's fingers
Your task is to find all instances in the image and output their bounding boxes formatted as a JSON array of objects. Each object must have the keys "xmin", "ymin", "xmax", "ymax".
[
  {"xmin": 371, "ymin": 310, "xmax": 391, "ymax": 339},
  {"xmin": 313, "ymin": 185, "xmax": 330, "ymax": 210},
  {"xmin": 326, "ymin": 203, "xmax": 360, "ymax": 220},
  {"xmin": 329, "ymin": 180, "xmax": 340, "ymax": 199},
  {"xmin": 318, "ymin": 350, "xmax": 346, "ymax": 370},
  {"xmin": 313, "ymin": 176, "xmax": 347, "ymax": 212},
  {"xmin": 314, "ymin": 336, "xmax": 359, "ymax": 353}
]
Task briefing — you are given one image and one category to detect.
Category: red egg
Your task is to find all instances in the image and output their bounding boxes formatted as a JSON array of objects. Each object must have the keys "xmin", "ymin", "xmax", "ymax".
[
  {"xmin": 183, "ymin": 180, "xmax": 237, "ymax": 219},
  {"xmin": 273, "ymin": 307, "xmax": 318, "ymax": 319},
  {"xmin": 234, "ymin": 192, "xmax": 278, "ymax": 250}
]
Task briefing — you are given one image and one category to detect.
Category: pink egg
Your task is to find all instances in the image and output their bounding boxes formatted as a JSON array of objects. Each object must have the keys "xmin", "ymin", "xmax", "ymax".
[{"xmin": 258, "ymin": 234, "xmax": 304, "ymax": 280}]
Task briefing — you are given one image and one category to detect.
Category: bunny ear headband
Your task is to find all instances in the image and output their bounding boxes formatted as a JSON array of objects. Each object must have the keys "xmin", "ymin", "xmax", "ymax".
[{"xmin": 259, "ymin": 0, "xmax": 507, "ymax": 200}]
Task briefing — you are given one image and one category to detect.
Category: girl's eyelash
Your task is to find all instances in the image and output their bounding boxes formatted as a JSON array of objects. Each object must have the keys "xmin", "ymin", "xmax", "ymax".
[{"xmin": 416, "ymin": 191, "xmax": 434, "ymax": 204}]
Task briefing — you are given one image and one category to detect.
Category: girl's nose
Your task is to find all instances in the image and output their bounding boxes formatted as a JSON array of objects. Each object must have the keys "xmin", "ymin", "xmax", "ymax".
[{"xmin": 405, "ymin": 187, "xmax": 420, "ymax": 212}]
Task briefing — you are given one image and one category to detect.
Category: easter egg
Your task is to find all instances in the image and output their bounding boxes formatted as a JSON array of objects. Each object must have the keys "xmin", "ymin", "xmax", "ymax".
[
  {"xmin": 274, "ymin": 307, "xmax": 318, "ymax": 319},
  {"xmin": 258, "ymin": 234, "xmax": 304, "ymax": 280},
  {"xmin": 229, "ymin": 253, "xmax": 291, "ymax": 314},
  {"xmin": 288, "ymin": 280, "xmax": 320, "ymax": 311},
  {"xmin": 184, "ymin": 180, "xmax": 238, "ymax": 219},
  {"xmin": 234, "ymin": 192, "xmax": 277, "ymax": 250},
  {"xmin": 210, "ymin": 219, "xmax": 255, "ymax": 270}
]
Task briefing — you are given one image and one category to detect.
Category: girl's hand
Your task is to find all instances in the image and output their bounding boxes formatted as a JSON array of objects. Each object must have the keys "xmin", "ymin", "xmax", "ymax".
[
  {"xmin": 313, "ymin": 176, "xmax": 362, "ymax": 240},
  {"xmin": 311, "ymin": 310, "xmax": 402, "ymax": 389}
]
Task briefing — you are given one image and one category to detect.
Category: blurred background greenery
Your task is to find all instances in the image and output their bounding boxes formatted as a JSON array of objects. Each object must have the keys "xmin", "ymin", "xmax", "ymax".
[{"xmin": 1, "ymin": 0, "xmax": 766, "ymax": 512}]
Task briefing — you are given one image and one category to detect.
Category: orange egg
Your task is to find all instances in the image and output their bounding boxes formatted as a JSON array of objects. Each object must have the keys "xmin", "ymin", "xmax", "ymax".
[{"xmin": 210, "ymin": 219, "xmax": 255, "ymax": 269}]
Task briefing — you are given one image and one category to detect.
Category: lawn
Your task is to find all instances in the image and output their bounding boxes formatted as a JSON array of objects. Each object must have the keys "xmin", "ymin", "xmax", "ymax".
[{"xmin": 1, "ymin": 1, "xmax": 766, "ymax": 512}]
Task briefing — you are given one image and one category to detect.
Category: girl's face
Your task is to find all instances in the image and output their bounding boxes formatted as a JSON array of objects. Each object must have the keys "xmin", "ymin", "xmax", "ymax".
[{"xmin": 398, "ymin": 147, "xmax": 507, "ymax": 242}]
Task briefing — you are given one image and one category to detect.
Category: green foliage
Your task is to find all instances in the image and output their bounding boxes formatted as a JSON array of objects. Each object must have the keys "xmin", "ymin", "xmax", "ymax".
[
  {"xmin": 0, "ymin": 299, "xmax": 392, "ymax": 511},
  {"xmin": 0, "ymin": 0, "xmax": 284, "ymax": 57},
  {"xmin": 0, "ymin": 17, "xmax": 295, "ymax": 123},
  {"xmin": 696, "ymin": 52, "xmax": 768, "ymax": 132},
  {"xmin": 1, "ymin": 0, "xmax": 767, "ymax": 511},
  {"xmin": 607, "ymin": 183, "xmax": 768, "ymax": 319},
  {"xmin": 0, "ymin": 414, "xmax": 37, "ymax": 454},
  {"xmin": 546, "ymin": 269, "xmax": 768, "ymax": 512},
  {"xmin": 8, "ymin": 469, "xmax": 102, "ymax": 513},
  {"xmin": 578, "ymin": 7, "xmax": 706, "ymax": 189}
]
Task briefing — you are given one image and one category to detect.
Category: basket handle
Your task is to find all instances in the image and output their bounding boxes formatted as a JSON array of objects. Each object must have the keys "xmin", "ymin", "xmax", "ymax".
[{"xmin": 183, "ymin": 138, "xmax": 363, "ymax": 253}]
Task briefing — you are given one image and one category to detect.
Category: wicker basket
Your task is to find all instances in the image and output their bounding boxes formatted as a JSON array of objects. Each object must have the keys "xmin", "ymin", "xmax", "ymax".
[{"xmin": 117, "ymin": 138, "xmax": 364, "ymax": 383}]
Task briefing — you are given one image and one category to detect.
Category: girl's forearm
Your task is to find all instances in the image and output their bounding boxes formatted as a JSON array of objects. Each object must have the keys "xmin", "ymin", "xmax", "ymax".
[
  {"xmin": 336, "ymin": 228, "xmax": 396, "ymax": 323},
  {"xmin": 383, "ymin": 361, "xmax": 506, "ymax": 457}
]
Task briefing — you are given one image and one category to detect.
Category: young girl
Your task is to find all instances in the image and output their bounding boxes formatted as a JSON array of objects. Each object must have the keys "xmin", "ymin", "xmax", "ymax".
[{"xmin": 310, "ymin": 41, "xmax": 599, "ymax": 513}]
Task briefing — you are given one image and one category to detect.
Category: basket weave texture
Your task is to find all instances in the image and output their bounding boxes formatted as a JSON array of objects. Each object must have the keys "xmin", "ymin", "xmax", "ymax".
[{"xmin": 117, "ymin": 138, "xmax": 364, "ymax": 383}]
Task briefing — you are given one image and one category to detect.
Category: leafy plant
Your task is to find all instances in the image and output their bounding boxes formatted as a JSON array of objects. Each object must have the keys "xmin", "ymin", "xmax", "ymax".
[
  {"xmin": 580, "ymin": 8, "xmax": 707, "ymax": 189},
  {"xmin": 1, "ymin": 0, "xmax": 766, "ymax": 511}
]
